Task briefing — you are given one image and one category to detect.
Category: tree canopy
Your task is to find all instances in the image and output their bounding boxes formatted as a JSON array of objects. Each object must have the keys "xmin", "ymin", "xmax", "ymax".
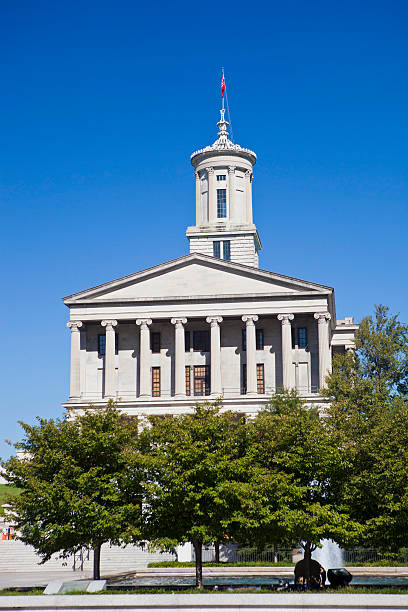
[{"xmin": 1, "ymin": 402, "xmax": 142, "ymax": 579}]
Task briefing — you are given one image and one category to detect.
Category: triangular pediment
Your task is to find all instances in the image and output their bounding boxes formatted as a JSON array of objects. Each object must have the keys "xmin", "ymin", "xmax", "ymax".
[{"xmin": 63, "ymin": 254, "xmax": 332, "ymax": 304}]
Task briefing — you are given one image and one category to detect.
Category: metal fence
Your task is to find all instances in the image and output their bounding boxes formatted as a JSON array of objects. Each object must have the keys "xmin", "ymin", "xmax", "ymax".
[{"xmin": 343, "ymin": 548, "xmax": 408, "ymax": 564}]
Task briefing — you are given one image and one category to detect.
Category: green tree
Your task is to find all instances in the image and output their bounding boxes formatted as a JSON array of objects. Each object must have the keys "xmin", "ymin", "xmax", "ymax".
[
  {"xmin": 137, "ymin": 400, "xmax": 248, "ymax": 588},
  {"xmin": 324, "ymin": 305, "xmax": 408, "ymax": 553},
  {"xmin": 1, "ymin": 402, "xmax": 142, "ymax": 579},
  {"xmin": 243, "ymin": 390, "xmax": 361, "ymax": 585}
]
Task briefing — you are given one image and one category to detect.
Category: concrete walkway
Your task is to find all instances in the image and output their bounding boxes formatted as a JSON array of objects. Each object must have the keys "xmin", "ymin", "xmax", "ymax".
[{"xmin": 0, "ymin": 570, "xmax": 92, "ymax": 590}]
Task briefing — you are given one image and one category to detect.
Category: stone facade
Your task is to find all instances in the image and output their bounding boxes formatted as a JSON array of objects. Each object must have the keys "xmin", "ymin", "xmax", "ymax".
[{"xmin": 63, "ymin": 108, "xmax": 358, "ymax": 417}]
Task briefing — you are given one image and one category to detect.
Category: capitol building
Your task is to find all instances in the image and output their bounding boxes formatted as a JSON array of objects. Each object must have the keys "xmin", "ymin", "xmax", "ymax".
[{"xmin": 63, "ymin": 107, "xmax": 358, "ymax": 416}]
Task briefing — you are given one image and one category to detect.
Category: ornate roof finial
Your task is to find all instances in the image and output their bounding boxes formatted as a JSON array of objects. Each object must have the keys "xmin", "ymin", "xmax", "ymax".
[{"xmin": 216, "ymin": 108, "xmax": 230, "ymax": 144}]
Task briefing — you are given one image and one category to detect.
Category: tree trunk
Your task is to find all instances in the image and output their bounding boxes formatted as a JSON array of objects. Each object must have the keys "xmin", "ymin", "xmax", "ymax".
[
  {"xmin": 304, "ymin": 541, "xmax": 312, "ymax": 588},
  {"xmin": 93, "ymin": 543, "xmax": 101, "ymax": 580},
  {"xmin": 215, "ymin": 542, "xmax": 220, "ymax": 564},
  {"xmin": 193, "ymin": 539, "xmax": 203, "ymax": 589}
]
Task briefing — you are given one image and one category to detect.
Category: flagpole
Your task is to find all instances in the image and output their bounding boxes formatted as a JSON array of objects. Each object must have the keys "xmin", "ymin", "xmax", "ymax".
[{"xmin": 221, "ymin": 66, "xmax": 225, "ymax": 110}]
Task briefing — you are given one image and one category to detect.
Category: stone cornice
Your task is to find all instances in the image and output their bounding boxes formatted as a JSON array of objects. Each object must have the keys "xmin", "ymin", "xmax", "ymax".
[{"xmin": 62, "ymin": 253, "xmax": 334, "ymax": 304}]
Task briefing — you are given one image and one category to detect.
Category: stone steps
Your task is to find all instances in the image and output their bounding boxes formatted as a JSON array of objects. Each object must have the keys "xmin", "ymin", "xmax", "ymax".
[{"xmin": 0, "ymin": 540, "xmax": 175, "ymax": 574}]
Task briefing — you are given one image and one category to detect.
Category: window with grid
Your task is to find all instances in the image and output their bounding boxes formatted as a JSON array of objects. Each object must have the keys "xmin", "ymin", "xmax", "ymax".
[
  {"xmin": 151, "ymin": 332, "xmax": 161, "ymax": 353},
  {"xmin": 223, "ymin": 240, "xmax": 231, "ymax": 260},
  {"xmin": 98, "ymin": 333, "xmax": 118, "ymax": 356},
  {"xmin": 194, "ymin": 365, "xmax": 210, "ymax": 396},
  {"xmin": 217, "ymin": 174, "xmax": 226, "ymax": 181},
  {"xmin": 216, "ymin": 189, "xmax": 227, "ymax": 218},
  {"xmin": 257, "ymin": 363, "xmax": 265, "ymax": 394},
  {"xmin": 152, "ymin": 367, "xmax": 161, "ymax": 397},
  {"xmin": 193, "ymin": 330, "xmax": 210, "ymax": 352},
  {"xmin": 185, "ymin": 366, "xmax": 191, "ymax": 396},
  {"xmin": 213, "ymin": 240, "xmax": 220, "ymax": 258}
]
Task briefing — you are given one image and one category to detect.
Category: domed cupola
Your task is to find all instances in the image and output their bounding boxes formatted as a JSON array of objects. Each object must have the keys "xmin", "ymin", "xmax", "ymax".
[{"xmin": 186, "ymin": 106, "xmax": 261, "ymax": 268}]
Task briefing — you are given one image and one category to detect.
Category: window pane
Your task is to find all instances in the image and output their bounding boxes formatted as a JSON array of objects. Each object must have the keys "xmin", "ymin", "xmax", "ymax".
[
  {"xmin": 298, "ymin": 327, "xmax": 307, "ymax": 348},
  {"xmin": 216, "ymin": 175, "xmax": 226, "ymax": 181},
  {"xmin": 193, "ymin": 330, "xmax": 210, "ymax": 352},
  {"xmin": 151, "ymin": 332, "xmax": 161, "ymax": 353},
  {"xmin": 115, "ymin": 332, "xmax": 119, "ymax": 355},
  {"xmin": 223, "ymin": 240, "xmax": 231, "ymax": 260},
  {"xmin": 242, "ymin": 329, "xmax": 246, "ymax": 351},
  {"xmin": 194, "ymin": 365, "xmax": 210, "ymax": 396},
  {"xmin": 213, "ymin": 241, "xmax": 220, "ymax": 258},
  {"xmin": 98, "ymin": 334, "xmax": 106, "ymax": 356},
  {"xmin": 216, "ymin": 189, "xmax": 227, "ymax": 218},
  {"xmin": 152, "ymin": 367, "xmax": 161, "ymax": 397},
  {"xmin": 256, "ymin": 329, "xmax": 264, "ymax": 350},
  {"xmin": 257, "ymin": 364, "xmax": 265, "ymax": 394},
  {"xmin": 242, "ymin": 364, "xmax": 247, "ymax": 394},
  {"xmin": 185, "ymin": 330, "xmax": 190, "ymax": 351}
]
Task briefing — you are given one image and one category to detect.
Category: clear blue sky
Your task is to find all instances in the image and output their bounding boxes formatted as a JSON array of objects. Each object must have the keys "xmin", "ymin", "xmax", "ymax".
[{"xmin": 1, "ymin": 0, "xmax": 407, "ymax": 459}]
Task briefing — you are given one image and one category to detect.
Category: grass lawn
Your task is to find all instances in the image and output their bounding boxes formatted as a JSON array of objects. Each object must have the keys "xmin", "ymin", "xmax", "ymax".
[{"xmin": 0, "ymin": 484, "xmax": 21, "ymax": 506}]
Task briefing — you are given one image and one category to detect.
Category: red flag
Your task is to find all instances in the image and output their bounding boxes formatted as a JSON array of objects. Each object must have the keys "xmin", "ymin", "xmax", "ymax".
[{"xmin": 221, "ymin": 74, "xmax": 226, "ymax": 98}]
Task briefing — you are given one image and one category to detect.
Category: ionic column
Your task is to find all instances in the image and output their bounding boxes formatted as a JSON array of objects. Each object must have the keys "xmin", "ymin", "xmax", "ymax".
[
  {"xmin": 194, "ymin": 171, "xmax": 200, "ymax": 224},
  {"xmin": 207, "ymin": 167, "xmax": 215, "ymax": 222},
  {"xmin": 136, "ymin": 318, "xmax": 152, "ymax": 397},
  {"xmin": 314, "ymin": 312, "xmax": 332, "ymax": 389},
  {"xmin": 277, "ymin": 314, "xmax": 294, "ymax": 389},
  {"xmin": 67, "ymin": 321, "xmax": 83, "ymax": 400},
  {"xmin": 101, "ymin": 320, "xmax": 118, "ymax": 398},
  {"xmin": 242, "ymin": 315, "xmax": 258, "ymax": 395},
  {"xmin": 228, "ymin": 166, "xmax": 236, "ymax": 221},
  {"xmin": 206, "ymin": 316, "xmax": 223, "ymax": 396},
  {"xmin": 171, "ymin": 318, "xmax": 187, "ymax": 398}
]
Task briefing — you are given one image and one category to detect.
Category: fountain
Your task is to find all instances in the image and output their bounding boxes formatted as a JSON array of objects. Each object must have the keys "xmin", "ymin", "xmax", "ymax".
[{"xmin": 312, "ymin": 539, "xmax": 343, "ymax": 571}]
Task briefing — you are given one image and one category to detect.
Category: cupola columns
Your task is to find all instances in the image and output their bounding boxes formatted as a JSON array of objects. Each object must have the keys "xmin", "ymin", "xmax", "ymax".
[{"xmin": 187, "ymin": 108, "xmax": 261, "ymax": 268}]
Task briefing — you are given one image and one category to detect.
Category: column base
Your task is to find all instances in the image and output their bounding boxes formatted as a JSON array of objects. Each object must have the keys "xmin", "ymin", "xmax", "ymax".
[
  {"xmin": 174, "ymin": 393, "xmax": 186, "ymax": 399},
  {"xmin": 246, "ymin": 391, "xmax": 257, "ymax": 397},
  {"xmin": 139, "ymin": 393, "xmax": 152, "ymax": 399}
]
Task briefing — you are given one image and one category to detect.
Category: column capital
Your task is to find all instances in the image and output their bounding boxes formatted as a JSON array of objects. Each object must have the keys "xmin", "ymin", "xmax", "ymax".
[
  {"xmin": 171, "ymin": 317, "xmax": 187, "ymax": 327},
  {"xmin": 206, "ymin": 166, "xmax": 214, "ymax": 175},
  {"xmin": 278, "ymin": 313, "xmax": 294, "ymax": 325},
  {"xmin": 67, "ymin": 321, "xmax": 83, "ymax": 332},
  {"xmin": 228, "ymin": 165, "xmax": 236, "ymax": 174},
  {"xmin": 136, "ymin": 318, "xmax": 152, "ymax": 329},
  {"xmin": 206, "ymin": 316, "xmax": 223, "ymax": 327},
  {"xmin": 314, "ymin": 312, "xmax": 331, "ymax": 324},
  {"xmin": 242, "ymin": 314, "xmax": 259, "ymax": 325},
  {"xmin": 101, "ymin": 319, "xmax": 118, "ymax": 330},
  {"xmin": 194, "ymin": 170, "xmax": 200, "ymax": 180}
]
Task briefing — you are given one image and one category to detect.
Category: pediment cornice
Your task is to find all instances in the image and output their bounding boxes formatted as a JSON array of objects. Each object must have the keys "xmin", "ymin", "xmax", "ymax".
[{"xmin": 63, "ymin": 253, "xmax": 333, "ymax": 305}]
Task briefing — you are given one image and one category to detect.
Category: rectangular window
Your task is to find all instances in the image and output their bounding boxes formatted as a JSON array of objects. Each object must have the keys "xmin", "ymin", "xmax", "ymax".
[
  {"xmin": 293, "ymin": 327, "xmax": 308, "ymax": 348},
  {"xmin": 98, "ymin": 333, "xmax": 118, "ymax": 356},
  {"xmin": 242, "ymin": 329, "xmax": 246, "ymax": 351},
  {"xmin": 257, "ymin": 364, "xmax": 265, "ymax": 394},
  {"xmin": 193, "ymin": 330, "xmax": 210, "ymax": 352},
  {"xmin": 216, "ymin": 189, "xmax": 227, "ymax": 218},
  {"xmin": 223, "ymin": 240, "xmax": 231, "ymax": 260},
  {"xmin": 194, "ymin": 365, "xmax": 210, "ymax": 396},
  {"xmin": 152, "ymin": 367, "xmax": 161, "ymax": 397},
  {"xmin": 98, "ymin": 334, "xmax": 106, "ymax": 356},
  {"xmin": 151, "ymin": 332, "xmax": 161, "ymax": 353},
  {"xmin": 297, "ymin": 327, "xmax": 307, "ymax": 348},
  {"xmin": 213, "ymin": 240, "xmax": 220, "ymax": 258},
  {"xmin": 217, "ymin": 174, "xmax": 226, "ymax": 181},
  {"xmin": 185, "ymin": 330, "xmax": 191, "ymax": 351},
  {"xmin": 242, "ymin": 364, "xmax": 247, "ymax": 394},
  {"xmin": 256, "ymin": 329, "xmax": 264, "ymax": 350},
  {"xmin": 185, "ymin": 366, "xmax": 191, "ymax": 396}
]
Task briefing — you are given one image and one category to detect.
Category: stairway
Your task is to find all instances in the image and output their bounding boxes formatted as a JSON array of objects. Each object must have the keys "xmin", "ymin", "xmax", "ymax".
[{"xmin": 0, "ymin": 540, "xmax": 175, "ymax": 574}]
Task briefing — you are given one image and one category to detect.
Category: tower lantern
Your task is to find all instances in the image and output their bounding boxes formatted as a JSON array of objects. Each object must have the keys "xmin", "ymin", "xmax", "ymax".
[{"xmin": 186, "ymin": 107, "xmax": 261, "ymax": 267}]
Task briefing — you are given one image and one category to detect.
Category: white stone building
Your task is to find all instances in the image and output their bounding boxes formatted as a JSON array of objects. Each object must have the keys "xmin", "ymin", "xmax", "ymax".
[{"xmin": 63, "ymin": 108, "xmax": 358, "ymax": 417}]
